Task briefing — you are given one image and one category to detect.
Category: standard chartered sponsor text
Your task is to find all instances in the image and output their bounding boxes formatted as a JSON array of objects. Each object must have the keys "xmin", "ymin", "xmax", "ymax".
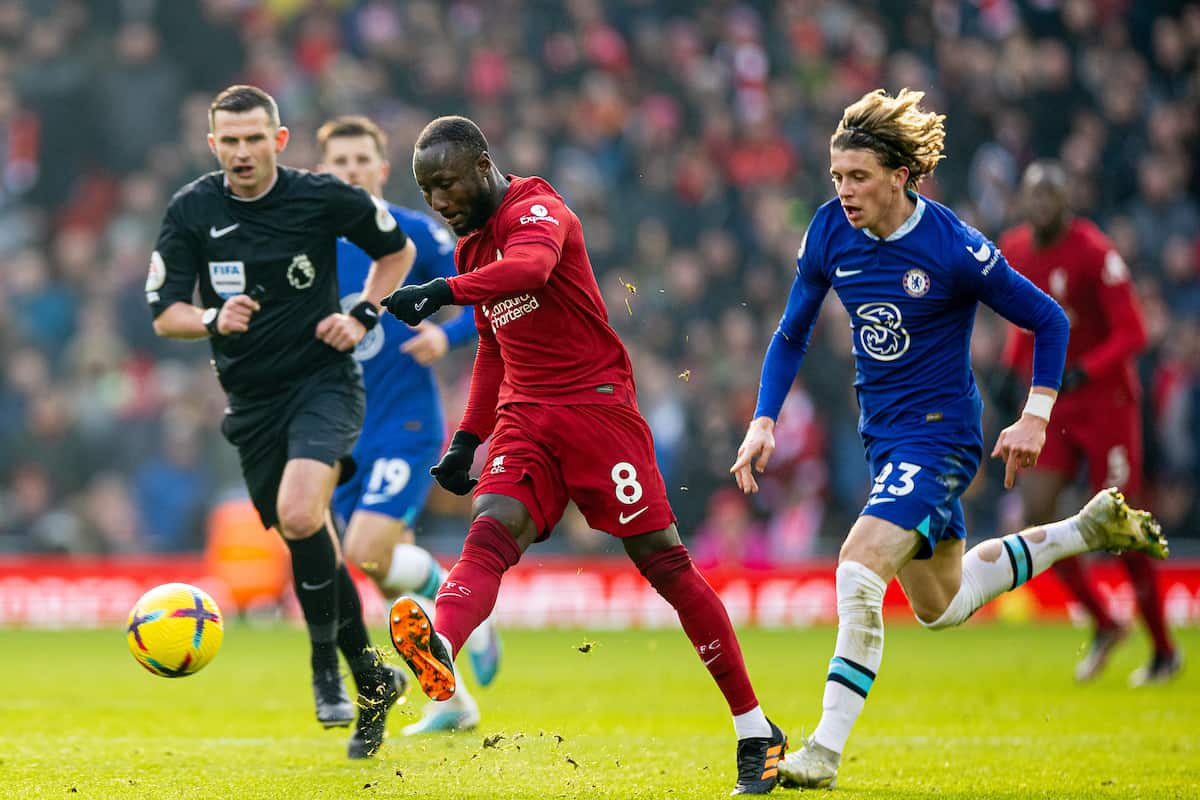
[{"xmin": 487, "ymin": 294, "xmax": 540, "ymax": 332}]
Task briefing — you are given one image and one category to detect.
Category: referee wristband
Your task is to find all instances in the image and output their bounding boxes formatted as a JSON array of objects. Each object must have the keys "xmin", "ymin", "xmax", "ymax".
[
  {"xmin": 349, "ymin": 300, "xmax": 380, "ymax": 331},
  {"xmin": 1022, "ymin": 393, "xmax": 1055, "ymax": 422}
]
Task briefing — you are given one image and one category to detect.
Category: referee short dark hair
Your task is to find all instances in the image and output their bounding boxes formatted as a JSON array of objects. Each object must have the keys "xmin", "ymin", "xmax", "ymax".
[{"xmin": 209, "ymin": 85, "xmax": 281, "ymax": 130}]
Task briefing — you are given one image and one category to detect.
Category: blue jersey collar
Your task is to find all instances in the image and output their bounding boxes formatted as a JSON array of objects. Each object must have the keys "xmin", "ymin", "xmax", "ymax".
[{"xmin": 862, "ymin": 192, "xmax": 925, "ymax": 242}]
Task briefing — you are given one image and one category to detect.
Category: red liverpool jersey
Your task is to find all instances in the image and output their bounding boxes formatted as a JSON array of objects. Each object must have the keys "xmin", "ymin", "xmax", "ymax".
[
  {"xmin": 447, "ymin": 176, "xmax": 635, "ymax": 438},
  {"xmin": 999, "ymin": 217, "xmax": 1146, "ymax": 408}
]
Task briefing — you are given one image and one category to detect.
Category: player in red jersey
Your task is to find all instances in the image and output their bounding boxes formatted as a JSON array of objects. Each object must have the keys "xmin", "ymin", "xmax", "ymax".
[
  {"xmin": 380, "ymin": 116, "xmax": 786, "ymax": 795},
  {"xmin": 1000, "ymin": 161, "xmax": 1180, "ymax": 686}
]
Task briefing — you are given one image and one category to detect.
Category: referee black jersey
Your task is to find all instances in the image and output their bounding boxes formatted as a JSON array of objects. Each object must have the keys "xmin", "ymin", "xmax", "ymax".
[{"xmin": 147, "ymin": 166, "xmax": 409, "ymax": 399}]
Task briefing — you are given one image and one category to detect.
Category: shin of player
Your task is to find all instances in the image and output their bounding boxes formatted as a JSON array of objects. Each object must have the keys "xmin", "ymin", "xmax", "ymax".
[{"xmin": 385, "ymin": 115, "xmax": 786, "ymax": 795}]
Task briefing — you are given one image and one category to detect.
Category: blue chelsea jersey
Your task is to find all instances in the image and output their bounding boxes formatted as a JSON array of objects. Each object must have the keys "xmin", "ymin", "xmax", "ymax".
[
  {"xmin": 757, "ymin": 194, "xmax": 1067, "ymax": 442},
  {"xmin": 337, "ymin": 202, "xmax": 475, "ymax": 441}
]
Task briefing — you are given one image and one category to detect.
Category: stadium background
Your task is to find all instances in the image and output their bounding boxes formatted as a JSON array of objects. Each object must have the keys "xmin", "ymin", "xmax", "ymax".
[{"xmin": 0, "ymin": 0, "xmax": 1197, "ymax": 623}]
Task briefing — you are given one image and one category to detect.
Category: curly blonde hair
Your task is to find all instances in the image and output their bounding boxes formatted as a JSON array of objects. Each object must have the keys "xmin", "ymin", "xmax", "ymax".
[{"xmin": 832, "ymin": 88, "xmax": 946, "ymax": 190}]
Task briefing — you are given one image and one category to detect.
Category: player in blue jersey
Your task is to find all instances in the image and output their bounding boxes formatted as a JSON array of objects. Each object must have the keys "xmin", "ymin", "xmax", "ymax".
[
  {"xmin": 317, "ymin": 116, "xmax": 500, "ymax": 735},
  {"xmin": 731, "ymin": 89, "xmax": 1169, "ymax": 789}
]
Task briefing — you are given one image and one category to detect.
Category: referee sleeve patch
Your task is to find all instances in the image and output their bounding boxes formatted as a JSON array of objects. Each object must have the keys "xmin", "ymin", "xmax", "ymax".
[
  {"xmin": 372, "ymin": 196, "xmax": 398, "ymax": 232},
  {"xmin": 146, "ymin": 251, "xmax": 166, "ymax": 291}
]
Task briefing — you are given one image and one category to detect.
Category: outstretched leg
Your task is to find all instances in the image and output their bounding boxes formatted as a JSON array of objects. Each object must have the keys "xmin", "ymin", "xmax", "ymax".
[
  {"xmin": 344, "ymin": 509, "xmax": 493, "ymax": 733},
  {"xmin": 389, "ymin": 494, "xmax": 535, "ymax": 701},
  {"xmin": 914, "ymin": 488, "xmax": 1167, "ymax": 631}
]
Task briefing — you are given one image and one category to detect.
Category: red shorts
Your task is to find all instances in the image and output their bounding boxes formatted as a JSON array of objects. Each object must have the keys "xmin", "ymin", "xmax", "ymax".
[
  {"xmin": 474, "ymin": 401, "xmax": 676, "ymax": 539},
  {"xmin": 1040, "ymin": 399, "xmax": 1143, "ymax": 502}
]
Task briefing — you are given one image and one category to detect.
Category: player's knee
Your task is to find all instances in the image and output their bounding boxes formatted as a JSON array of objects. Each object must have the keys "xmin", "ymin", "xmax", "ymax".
[
  {"xmin": 914, "ymin": 602, "xmax": 951, "ymax": 629},
  {"xmin": 915, "ymin": 588, "xmax": 973, "ymax": 630},
  {"xmin": 471, "ymin": 495, "xmax": 535, "ymax": 542},
  {"xmin": 835, "ymin": 561, "xmax": 887, "ymax": 626},
  {"xmin": 276, "ymin": 503, "xmax": 324, "ymax": 539},
  {"xmin": 916, "ymin": 609, "xmax": 950, "ymax": 630}
]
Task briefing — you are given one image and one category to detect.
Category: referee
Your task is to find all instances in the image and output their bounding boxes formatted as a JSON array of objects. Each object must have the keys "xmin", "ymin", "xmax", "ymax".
[{"xmin": 147, "ymin": 85, "xmax": 415, "ymax": 759}]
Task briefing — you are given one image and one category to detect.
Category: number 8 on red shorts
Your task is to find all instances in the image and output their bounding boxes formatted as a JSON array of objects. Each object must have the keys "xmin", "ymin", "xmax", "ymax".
[{"xmin": 473, "ymin": 401, "xmax": 676, "ymax": 540}]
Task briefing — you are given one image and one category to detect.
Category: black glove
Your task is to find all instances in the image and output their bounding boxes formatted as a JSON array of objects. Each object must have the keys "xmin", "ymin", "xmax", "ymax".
[
  {"xmin": 382, "ymin": 278, "xmax": 453, "ymax": 325},
  {"xmin": 430, "ymin": 430, "xmax": 482, "ymax": 495},
  {"xmin": 1060, "ymin": 365, "xmax": 1088, "ymax": 393}
]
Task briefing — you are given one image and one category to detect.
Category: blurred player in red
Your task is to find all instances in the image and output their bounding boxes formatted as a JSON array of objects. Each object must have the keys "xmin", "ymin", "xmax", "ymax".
[
  {"xmin": 380, "ymin": 116, "xmax": 786, "ymax": 795},
  {"xmin": 1000, "ymin": 160, "xmax": 1180, "ymax": 686}
]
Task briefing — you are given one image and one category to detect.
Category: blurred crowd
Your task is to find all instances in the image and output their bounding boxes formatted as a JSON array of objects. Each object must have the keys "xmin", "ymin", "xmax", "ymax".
[{"xmin": 0, "ymin": 0, "xmax": 1196, "ymax": 559}]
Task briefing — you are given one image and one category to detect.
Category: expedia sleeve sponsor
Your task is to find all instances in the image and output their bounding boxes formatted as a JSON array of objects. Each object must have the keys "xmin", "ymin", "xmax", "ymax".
[{"xmin": 519, "ymin": 203, "xmax": 560, "ymax": 225}]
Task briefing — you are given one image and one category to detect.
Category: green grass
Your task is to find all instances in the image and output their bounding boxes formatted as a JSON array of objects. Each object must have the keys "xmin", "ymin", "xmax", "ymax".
[{"xmin": 0, "ymin": 623, "xmax": 1195, "ymax": 799}]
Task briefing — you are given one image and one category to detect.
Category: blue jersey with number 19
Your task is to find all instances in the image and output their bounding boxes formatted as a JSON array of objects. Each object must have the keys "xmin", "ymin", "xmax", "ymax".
[
  {"xmin": 333, "ymin": 201, "xmax": 476, "ymax": 524},
  {"xmin": 753, "ymin": 193, "xmax": 1068, "ymax": 556}
]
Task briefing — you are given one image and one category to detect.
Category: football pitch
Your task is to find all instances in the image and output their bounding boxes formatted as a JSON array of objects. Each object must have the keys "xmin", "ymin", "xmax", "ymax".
[{"xmin": 0, "ymin": 624, "xmax": 1195, "ymax": 799}]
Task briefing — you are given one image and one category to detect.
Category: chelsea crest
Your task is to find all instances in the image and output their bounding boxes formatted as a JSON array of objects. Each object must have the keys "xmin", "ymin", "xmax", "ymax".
[{"xmin": 902, "ymin": 268, "xmax": 930, "ymax": 297}]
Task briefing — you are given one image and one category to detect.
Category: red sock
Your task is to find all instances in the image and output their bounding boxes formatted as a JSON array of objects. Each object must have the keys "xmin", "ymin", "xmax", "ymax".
[
  {"xmin": 1122, "ymin": 551, "xmax": 1174, "ymax": 656},
  {"xmin": 635, "ymin": 545, "xmax": 759, "ymax": 715},
  {"xmin": 434, "ymin": 516, "xmax": 522, "ymax": 657},
  {"xmin": 1052, "ymin": 556, "xmax": 1116, "ymax": 629}
]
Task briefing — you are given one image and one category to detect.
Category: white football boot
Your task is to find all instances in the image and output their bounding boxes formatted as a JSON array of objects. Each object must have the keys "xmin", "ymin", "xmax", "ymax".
[
  {"xmin": 777, "ymin": 735, "xmax": 840, "ymax": 789},
  {"xmin": 1076, "ymin": 488, "xmax": 1168, "ymax": 559}
]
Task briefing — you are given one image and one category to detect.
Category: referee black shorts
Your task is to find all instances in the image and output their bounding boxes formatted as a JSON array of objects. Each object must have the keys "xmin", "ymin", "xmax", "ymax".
[{"xmin": 220, "ymin": 360, "xmax": 365, "ymax": 529}]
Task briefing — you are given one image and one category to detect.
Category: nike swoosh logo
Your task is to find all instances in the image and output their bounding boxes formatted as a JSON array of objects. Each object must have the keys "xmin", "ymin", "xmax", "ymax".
[
  {"xmin": 413, "ymin": 298, "xmax": 429, "ymax": 311},
  {"xmin": 210, "ymin": 223, "xmax": 239, "ymax": 238},
  {"xmin": 966, "ymin": 242, "xmax": 991, "ymax": 262},
  {"xmin": 867, "ymin": 496, "xmax": 896, "ymax": 505},
  {"xmin": 618, "ymin": 507, "xmax": 649, "ymax": 525},
  {"xmin": 834, "ymin": 267, "xmax": 863, "ymax": 277},
  {"xmin": 299, "ymin": 579, "xmax": 333, "ymax": 591},
  {"xmin": 703, "ymin": 653, "xmax": 723, "ymax": 666}
]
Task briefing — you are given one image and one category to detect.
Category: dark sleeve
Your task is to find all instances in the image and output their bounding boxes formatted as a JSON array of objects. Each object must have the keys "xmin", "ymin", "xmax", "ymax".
[
  {"xmin": 323, "ymin": 178, "xmax": 409, "ymax": 260},
  {"xmin": 147, "ymin": 200, "xmax": 202, "ymax": 318}
]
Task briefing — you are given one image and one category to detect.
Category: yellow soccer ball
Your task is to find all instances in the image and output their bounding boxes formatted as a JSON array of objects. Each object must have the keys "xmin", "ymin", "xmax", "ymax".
[{"xmin": 126, "ymin": 583, "xmax": 224, "ymax": 677}]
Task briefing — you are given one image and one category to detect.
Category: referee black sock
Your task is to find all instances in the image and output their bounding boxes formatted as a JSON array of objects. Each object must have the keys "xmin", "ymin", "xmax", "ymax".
[
  {"xmin": 285, "ymin": 529, "xmax": 340, "ymax": 670},
  {"xmin": 335, "ymin": 562, "xmax": 384, "ymax": 687}
]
